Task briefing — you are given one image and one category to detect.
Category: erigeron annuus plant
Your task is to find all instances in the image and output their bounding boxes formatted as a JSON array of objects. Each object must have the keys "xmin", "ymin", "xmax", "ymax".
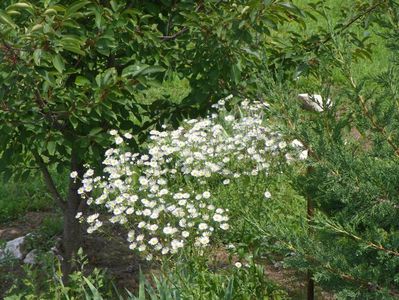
[{"xmin": 74, "ymin": 96, "xmax": 306, "ymax": 260}]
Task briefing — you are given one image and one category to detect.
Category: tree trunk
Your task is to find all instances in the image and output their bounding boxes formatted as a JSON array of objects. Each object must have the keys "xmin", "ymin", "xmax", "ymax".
[
  {"xmin": 306, "ymin": 166, "xmax": 315, "ymax": 300},
  {"xmin": 34, "ymin": 145, "xmax": 84, "ymax": 282},
  {"xmin": 60, "ymin": 148, "xmax": 83, "ymax": 282},
  {"xmin": 61, "ymin": 208, "xmax": 81, "ymax": 280},
  {"xmin": 61, "ymin": 190, "xmax": 82, "ymax": 281}
]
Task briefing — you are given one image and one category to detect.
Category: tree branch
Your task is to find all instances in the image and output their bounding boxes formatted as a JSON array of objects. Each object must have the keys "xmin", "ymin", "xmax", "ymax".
[
  {"xmin": 248, "ymin": 218, "xmax": 399, "ymax": 297},
  {"xmin": 350, "ymin": 76, "xmax": 399, "ymax": 156},
  {"xmin": 161, "ymin": 27, "xmax": 188, "ymax": 41},
  {"xmin": 32, "ymin": 150, "xmax": 67, "ymax": 210},
  {"xmin": 160, "ymin": 2, "xmax": 204, "ymax": 41},
  {"xmin": 325, "ymin": 220, "xmax": 399, "ymax": 257},
  {"xmin": 33, "ymin": 88, "xmax": 69, "ymax": 133},
  {"xmin": 319, "ymin": 0, "xmax": 386, "ymax": 47}
]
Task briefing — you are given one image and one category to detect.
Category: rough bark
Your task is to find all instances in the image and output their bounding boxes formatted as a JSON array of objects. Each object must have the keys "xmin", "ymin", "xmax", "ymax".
[
  {"xmin": 61, "ymin": 147, "xmax": 83, "ymax": 282},
  {"xmin": 306, "ymin": 166, "xmax": 315, "ymax": 300},
  {"xmin": 34, "ymin": 146, "xmax": 84, "ymax": 282},
  {"xmin": 61, "ymin": 203, "xmax": 81, "ymax": 281}
]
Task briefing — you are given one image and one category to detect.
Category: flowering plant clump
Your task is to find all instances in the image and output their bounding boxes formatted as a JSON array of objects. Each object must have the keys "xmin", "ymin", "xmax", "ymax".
[{"xmin": 74, "ymin": 96, "xmax": 306, "ymax": 260}]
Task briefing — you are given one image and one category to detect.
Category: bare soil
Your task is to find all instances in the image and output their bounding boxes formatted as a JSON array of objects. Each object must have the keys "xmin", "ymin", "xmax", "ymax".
[
  {"xmin": 0, "ymin": 212, "xmax": 58, "ymax": 297},
  {"xmin": 1, "ymin": 211, "xmax": 334, "ymax": 299},
  {"xmin": 0, "ymin": 211, "xmax": 56, "ymax": 241}
]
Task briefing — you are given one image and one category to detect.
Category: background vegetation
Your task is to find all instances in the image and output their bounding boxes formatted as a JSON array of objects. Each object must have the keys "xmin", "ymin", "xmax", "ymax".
[{"xmin": 1, "ymin": 0, "xmax": 398, "ymax": 299}]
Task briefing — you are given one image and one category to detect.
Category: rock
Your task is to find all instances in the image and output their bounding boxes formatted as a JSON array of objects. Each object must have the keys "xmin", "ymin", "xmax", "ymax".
[
  {"xmin": 0, "ymin": 235, "xmax": 27, "ymax": 260},
  {"xmin": 298, "ymin": 93, "xmax": 331, "ymax": 112},
  {"xmin": 23, "ymin": 250, "xmax": 37, "ymax": 265}
]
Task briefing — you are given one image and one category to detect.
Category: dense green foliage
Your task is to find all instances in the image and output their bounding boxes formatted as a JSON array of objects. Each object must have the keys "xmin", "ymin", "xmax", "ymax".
[
  {"xmin": 0, "ymin": 0, "xmax": 303, "ymax": 178},
  {"xmin": 1, "ymin": 0, "xmax": 399, "ymax": 299},
  {"xmin": 0, "ymin": 0, "xmax": 306, "ymax": 279},
  {"xmin": 256, "ymin": 1, "xmax": 399, "ymax": 298}
]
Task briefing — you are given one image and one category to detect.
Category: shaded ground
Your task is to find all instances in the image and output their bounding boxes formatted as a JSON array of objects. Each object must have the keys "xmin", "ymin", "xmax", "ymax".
[
  {"xmin": 264, "ymin": 263, "xmax": 334, "ymax": 299},
  {"xmin": 0, "ymin": 211, "xmax": 56, "ymax": 241},
  {"xmin": 209, "ymin": 247, "xmax": 335, "ymax": 300},
  {"xmin": 82, "ymin": 231, "xmax": 152, "ymax": 293},
  {"xmin": 1, "ymin": 211, "xmax": 334, "ymax": 299},
  {"xmin": 0, "ymin": 212, "xmax": 151, "ymax": 297},
  {"xmin": 0, "ymin": 212, "xmax": 58, "ymax": 298}
]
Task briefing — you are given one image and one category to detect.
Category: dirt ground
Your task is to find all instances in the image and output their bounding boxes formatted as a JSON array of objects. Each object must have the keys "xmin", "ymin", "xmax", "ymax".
[
  {"xmin": 0, "ymin": 211, "xmax": 335, "ymax": 299},
  {"xmin": 0, "ymin": 212, "xmax": 57, "ymax": 297},
  {"xmin": 0, "ymin": 211, "xmax": 56, "ymax": 241}
]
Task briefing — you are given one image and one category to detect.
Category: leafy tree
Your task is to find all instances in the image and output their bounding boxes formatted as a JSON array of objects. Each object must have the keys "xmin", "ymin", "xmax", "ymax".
[{"xmin": 0, "ymin": 0, "xmax": 303, "ymax": 278}]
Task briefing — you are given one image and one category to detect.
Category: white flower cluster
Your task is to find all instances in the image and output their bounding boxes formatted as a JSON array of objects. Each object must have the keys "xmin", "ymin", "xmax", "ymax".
[
  {"xmin": 76, "ymin": 95, "xmax": 305, "ymax": 260},
  {"xmin": 145, "ymin": 98, "xmax": 285, "ymax": 180}
]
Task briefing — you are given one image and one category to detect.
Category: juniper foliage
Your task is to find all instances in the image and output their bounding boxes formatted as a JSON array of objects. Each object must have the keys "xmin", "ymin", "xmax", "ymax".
[{"xmin": 262, "ymin": 2, "xmax": 399, "ymax": 298}]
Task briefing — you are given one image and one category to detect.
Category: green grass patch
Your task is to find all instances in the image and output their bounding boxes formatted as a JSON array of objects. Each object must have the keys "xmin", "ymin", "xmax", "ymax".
[
  {"xmin": 292, "ymin": 0, "xmax": 390, "ymax": 79},
  {"xmin": 0, "ymin": 177, "xmax": 54, "ymax": 224}
]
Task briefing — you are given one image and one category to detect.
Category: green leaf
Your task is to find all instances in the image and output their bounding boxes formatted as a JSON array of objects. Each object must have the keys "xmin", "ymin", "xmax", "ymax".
[
  {"xmin": 102, "ymin": 68, "xmax": 117, "ymax": 85},
  {"xmin": 122, "ymin": 64, "xmax": 165, "ymax": 78},
  {"xmin": 83, "ymin": 276, "xmax": 103, "ymax": 300},
  {"xmin": 6, "ymin": 10, "xmax": 21, "ymax": 17},
  {"xmin": 44, "ymin": 8, "xmax": 58, "ymax": 15},
  {"xmin": 69, "ymin": 115, "xmax": 78, "ymax": 129},
  {"xmin": 63, "ymin": 44, "xmax": 85, "ymax": 55},
  {"xmin": 60, "ymin": 36, "xmax": 86, "ymax": 55},
  {"xmin": 242, "ymin": 47, "xmax": 261, "ymax": 59},
  {"xmin": 277, "ymin": 2, "xmax": 305, "ymax": 17},
  {"xmin": 231, "ymin": 64, "xmax": 241, "ymax": 84},
  {"xmin": 224, "ymin": 279, "xmax": 234, "ymax": 300},
  {"xmin": 294, "ymin": 62, "xmax": 309, "ymax": 79},
  {"xmin": 75, "ymin": 76, "xmax": 91, "ymax": 86},
  {"xmin": 122, "ymin": 64, "xmax": 147, "ymax": 77},
  {"xmin": 138, "ymin": 270, "xmax": 145, "ymax": 300},
  {"xmin": 65, "ymin": 0, "xmax": 90, "ymax": 17},
  {"xmin": 95, "ymin": 37, "xmax": 115, "ymax": 56},
  {"xmin": 0, "ymin": 9, "xmax": 17, "ymax": 28},
  {"xmin": 31, "ymin": 24, "xmax": 43, "ymax": 32},
  {"xmin": 89, "ymin": 5, "xmax": 103, "ymax": 29},
  {"xmin": 52, "ymin": 54, "xmax": 65, "ymax": 73},
  {"xmin": 33, "ymin": 49, "xmax": 42, "ymax": 66},
  {"xmin": 6, "ymin": 3, "xmax": 33, "ymax": 15},
  {"xmin": 88, "ymin": 127, "xmax": 103, "ymax": 136},
  {"xmin": 141, "ymin": 66, "xmax": 165, "ymax": 76},
  {"xmin": 47, "ymin": 141, "xmax": 56, "ymax": 156},
  {"xmin": 7, "ymin": 2, "xmax": 32, "ymax": 10}
]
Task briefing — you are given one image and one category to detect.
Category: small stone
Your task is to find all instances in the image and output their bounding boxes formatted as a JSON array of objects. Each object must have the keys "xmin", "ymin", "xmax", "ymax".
[
  {"xmin": 0, "ymin": 236, "xmax": 27, "ymax": 260},
  {"xmin": 23, "ymin": 250, "xmax": 37, "ymax": 265},
  {"xmin": 298, "ymin": 93, "xmax": 331, "ymax": 112}
]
